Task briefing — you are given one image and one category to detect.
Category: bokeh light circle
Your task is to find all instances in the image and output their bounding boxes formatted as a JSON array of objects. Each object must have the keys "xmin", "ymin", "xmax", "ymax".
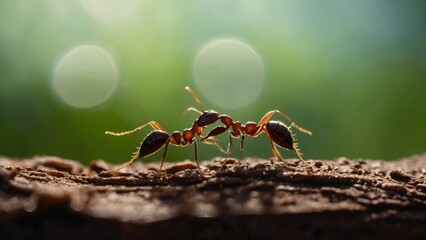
[
  {"xmin": 80, "ymin": 0, "xmax": 139, "ymax": 24},
  {"xmin": 193, "ymin": 38, "xmax": 265, "ymax": 109},
  {"xmin": 53, "ymin": 45, "xmax": 118, "ymax": 108}
]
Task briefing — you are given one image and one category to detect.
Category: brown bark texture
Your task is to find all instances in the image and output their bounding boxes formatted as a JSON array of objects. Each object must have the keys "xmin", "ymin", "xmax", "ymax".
[{"xmin": 1, "ymin": 154, "xmax": 426, "ymax": 239}]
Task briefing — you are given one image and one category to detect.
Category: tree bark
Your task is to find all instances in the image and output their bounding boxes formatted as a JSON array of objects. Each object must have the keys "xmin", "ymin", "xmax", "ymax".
[{"xmin": 1, "ymin": 154, "xmax": 426, "ymax": 239}]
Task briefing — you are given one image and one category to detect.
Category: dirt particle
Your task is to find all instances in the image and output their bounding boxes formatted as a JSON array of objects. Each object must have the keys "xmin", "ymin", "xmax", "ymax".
[
  {"xmin": 389, "ymin": 169, "xmax": 412, "ymax": 183},
  {"xmin": 381, "ymin": 182, "xmax": 408, "ymax": 194}
]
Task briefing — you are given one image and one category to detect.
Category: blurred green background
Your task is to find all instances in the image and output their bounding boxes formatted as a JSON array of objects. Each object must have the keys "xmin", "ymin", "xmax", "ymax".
[{"xmin": 1, "ymin": 0, "xmax": 425, "ymax": 165}]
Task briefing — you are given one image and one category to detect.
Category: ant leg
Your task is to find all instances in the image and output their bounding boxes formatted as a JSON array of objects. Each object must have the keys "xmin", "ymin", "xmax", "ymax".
[
  {"xmin": 194, "ymin": 139, "xmax": 203, "ymax": 173},
  {"xmin": 276, "ymin": 110, "xmax": 312, "ymax": 135},
  {"xmin": 292, "ymin": 138, "xmax": 308, "ymax": 164},
  {"xmin": 220, "ymin": 132, "xmax": 233, "ymax": 168},
  {"xmin": 294, "ymin": 146, "xmax": 306, "ymax": 164},
  {"xmin": 105, "ymin": 121, "xmax": 165, "ymax": 136},
  {"xmin": 239, "ymin": 135, "xmax": 245, "ymax": 160},
  {"xmin": 254, "ymin": 110, "xmax": 312, "ymax": 136},
  {"xmin": 226, "ymin": 132, "xmax": 233, "ymax": 160},
  {"xmin": 269, "ymin": 140, "xmax": 284, "ymax": 162},
  {"xmin": 183, "ymin": 107, "xmax": 203, "ymax": 115},
  {"xmin": 159, "ymin": 139, "xmax": 171, "ymax": 172},
  {"xmin": 201, "ymin": 125, "xmax": 230, "ymax": 161},
  {"xmin": 201, "ymin": 138, "xmax": 227, "ymax": 154},
  {"xmin": 112, "ymin": 147, "xmax": 140, "ymax": 171}
]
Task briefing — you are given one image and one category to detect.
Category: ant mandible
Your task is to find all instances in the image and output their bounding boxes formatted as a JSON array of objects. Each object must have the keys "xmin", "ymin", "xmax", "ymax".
[
  {"xmin": 183, "ymin": 86, "xmax": 313, "ymax": 165},
  {"xmin": 105, "ymin": 86, "xmax": 312, "ymax": 173}
]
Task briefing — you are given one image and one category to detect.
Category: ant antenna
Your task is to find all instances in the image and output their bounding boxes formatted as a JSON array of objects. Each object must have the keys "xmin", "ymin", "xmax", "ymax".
[{"xmin": 185, "ymin": 86, "xmax": 205, "ymax": 112}]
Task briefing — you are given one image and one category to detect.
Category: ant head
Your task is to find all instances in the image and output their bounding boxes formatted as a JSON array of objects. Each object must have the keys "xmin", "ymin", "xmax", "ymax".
[{"xmin": 197, "ymin": 110, "xmax": 220, "ymax": 127}]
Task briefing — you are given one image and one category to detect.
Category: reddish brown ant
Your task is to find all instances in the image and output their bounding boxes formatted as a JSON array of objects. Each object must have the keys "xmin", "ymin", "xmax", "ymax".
[
  {"xmin": 183, "ymin": 87, "xmax": 313, "ymax": 165},
  {"xmin": 105, "ymin": 87, "xmax": 225, "ymax": 173},
  {"xmin": 105, "ymin": 86, "xmax": 312, "ymax": 173}
]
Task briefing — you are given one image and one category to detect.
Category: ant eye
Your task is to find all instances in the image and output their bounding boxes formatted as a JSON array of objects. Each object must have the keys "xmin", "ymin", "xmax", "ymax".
[{"xmin": 197, "ymin": 112, "xmax": 219, "ymax": 127}]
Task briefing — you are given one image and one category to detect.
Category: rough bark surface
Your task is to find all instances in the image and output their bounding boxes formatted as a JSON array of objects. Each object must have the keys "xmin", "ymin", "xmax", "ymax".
[{"xmin": 1, "ymin": 154, "xmax": 426, "ymax": 239}]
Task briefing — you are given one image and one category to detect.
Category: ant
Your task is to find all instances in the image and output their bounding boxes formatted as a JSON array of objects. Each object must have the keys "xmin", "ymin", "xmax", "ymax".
[
  {"xmin": 105, "ymin": 86, "xmax": 312, "ymax": 173},
  {"xmin": 105, "ymin": 87, "xmax": 225, "ymax": 173},
  {"xmin": 183, "ymin": 87, "xmax": 313, "ymax": 166}
]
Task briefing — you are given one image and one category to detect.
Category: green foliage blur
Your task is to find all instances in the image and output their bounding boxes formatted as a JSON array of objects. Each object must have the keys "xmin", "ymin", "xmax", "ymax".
[{"xmin": 1, "ymin": 1, "xmax": 426, "ymax": 165}]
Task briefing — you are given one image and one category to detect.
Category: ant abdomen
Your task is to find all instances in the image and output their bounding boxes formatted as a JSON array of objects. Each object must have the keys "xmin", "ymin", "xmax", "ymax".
[
  {"xmin": 139, "ymin": 130, "xmax": 170, "ymax": 158},
  {"xmin": 197, "ymin": 111, "xmax": 219, "ymax": 127},
  {"xmin": 264, "ymin": 121, "xmax": 294, "ymax": 150}
]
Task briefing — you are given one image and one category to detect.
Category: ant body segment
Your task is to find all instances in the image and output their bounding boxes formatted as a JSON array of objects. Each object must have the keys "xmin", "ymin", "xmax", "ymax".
[{"xmin": 105, "ymin": 86, "xmax": 312, "ymax": 173}]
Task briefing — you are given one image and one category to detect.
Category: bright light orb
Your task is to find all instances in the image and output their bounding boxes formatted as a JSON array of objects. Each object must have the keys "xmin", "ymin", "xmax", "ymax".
[
  {"xmin": 53, "ymin": 45, "xmax": 118, "ymax": 108},
  {"xmin": 193, "ymin": 38, "xmax": 265, "ymax": 109}
]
